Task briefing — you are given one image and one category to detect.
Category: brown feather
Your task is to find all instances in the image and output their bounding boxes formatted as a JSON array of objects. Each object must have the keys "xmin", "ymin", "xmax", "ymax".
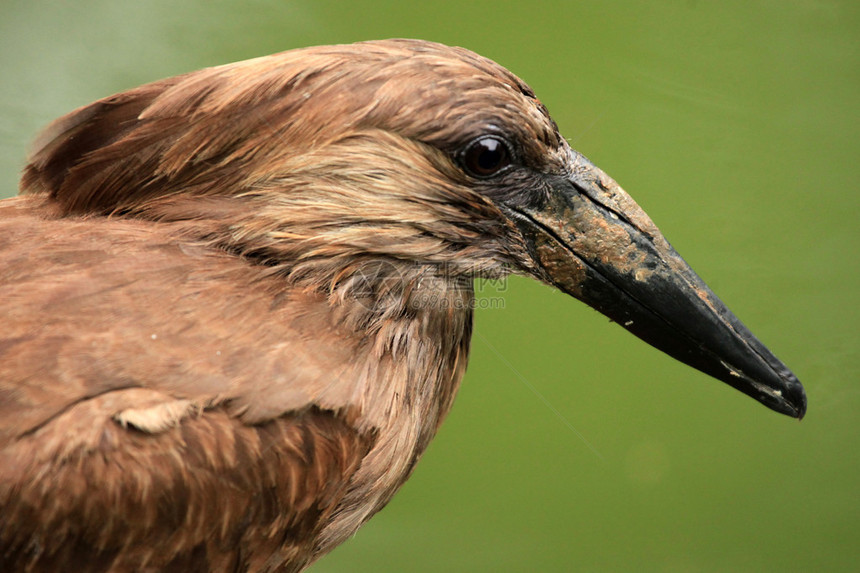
[
  {"xmin": 0, "ymin": 193, "xmax": 473, "ymax": 570},
  {"xmin": 2, "ymin": 39, "xmax": 561, "ymax": 570}
]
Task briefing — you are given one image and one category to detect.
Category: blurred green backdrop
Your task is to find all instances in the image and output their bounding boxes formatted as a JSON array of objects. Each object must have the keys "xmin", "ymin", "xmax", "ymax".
[{"xmin": 1, "ymin": 1, "xmax": 857, "ymax": 571}]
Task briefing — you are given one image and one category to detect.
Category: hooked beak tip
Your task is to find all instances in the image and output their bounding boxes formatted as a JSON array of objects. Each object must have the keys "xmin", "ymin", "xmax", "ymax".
[{"xmin": 746, "ymin": 368, "xmax": 807, "ymax": 419}]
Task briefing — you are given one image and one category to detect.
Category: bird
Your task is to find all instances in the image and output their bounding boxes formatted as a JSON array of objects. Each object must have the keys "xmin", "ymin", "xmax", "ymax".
[{"xmin": 0, "ymin": 39, "xmax": 806, "ymax": 572}]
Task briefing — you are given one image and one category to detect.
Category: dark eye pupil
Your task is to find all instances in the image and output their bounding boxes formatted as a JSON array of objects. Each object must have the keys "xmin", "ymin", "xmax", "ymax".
[{"xmin": 463, "ymin": 137, "xmax": 510, "ymax": 177}]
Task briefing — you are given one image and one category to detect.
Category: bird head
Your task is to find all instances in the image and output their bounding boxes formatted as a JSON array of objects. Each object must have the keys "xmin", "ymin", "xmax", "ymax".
[{"xmin": 21, "ymin": 39, "xmax": 806, "ymax": 418}]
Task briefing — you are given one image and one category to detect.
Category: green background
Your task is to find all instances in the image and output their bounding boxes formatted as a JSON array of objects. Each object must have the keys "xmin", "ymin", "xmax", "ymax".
[{"xmin": 1, "ymin": 1, "xmax": 857, "ymax": 571}]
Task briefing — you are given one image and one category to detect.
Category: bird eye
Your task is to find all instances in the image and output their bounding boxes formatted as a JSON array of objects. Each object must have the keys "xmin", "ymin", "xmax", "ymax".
[{"xmin": 460, "ymin": 136, "xmax": 512, "ymax": 178}]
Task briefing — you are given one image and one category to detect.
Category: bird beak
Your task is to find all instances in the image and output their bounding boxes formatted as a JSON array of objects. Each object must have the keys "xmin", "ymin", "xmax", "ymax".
[{"xmin": 505, "ymin": 149, "xmax": 806, "ymax": 418}]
